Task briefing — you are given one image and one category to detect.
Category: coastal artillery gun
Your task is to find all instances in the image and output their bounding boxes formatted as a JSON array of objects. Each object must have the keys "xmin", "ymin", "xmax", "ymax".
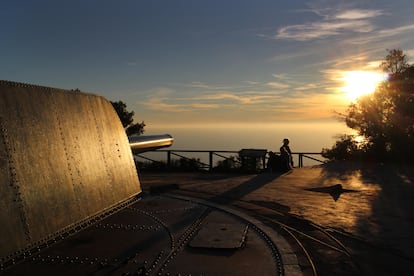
[
  {"xmin": 0, "ymin": 81, "xmax": 295, "ymax": 276},
  {"xmin": 0, "ymin": 81, "xmax": 172, "ymax": 265}
]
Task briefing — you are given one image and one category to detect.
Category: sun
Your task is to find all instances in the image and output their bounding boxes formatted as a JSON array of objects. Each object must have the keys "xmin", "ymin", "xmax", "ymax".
[{"xmin": 341, "ymin": 71, "xmax": 386, "ymax": 101}]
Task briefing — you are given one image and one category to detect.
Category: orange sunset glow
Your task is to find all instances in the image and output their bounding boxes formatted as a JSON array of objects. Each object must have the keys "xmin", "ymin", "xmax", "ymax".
[{"xmin": 340, "ymin": 70, "xmax": 387, "ymax": 101}]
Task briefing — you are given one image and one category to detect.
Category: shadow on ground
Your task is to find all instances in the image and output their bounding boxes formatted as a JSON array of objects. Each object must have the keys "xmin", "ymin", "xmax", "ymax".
[
  {"xmin": 208, "ymin": 172, "xmax": 283, "ymax": 205},
  {"xmin": 320, "ymin": 161, "xmax": 414, "ymax": 275}
]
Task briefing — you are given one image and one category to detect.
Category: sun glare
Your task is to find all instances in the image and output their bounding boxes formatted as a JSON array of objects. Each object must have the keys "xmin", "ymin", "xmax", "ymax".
[{"xmin": 341, "ymin": 71, "xmax": 386, "ymax": 101}]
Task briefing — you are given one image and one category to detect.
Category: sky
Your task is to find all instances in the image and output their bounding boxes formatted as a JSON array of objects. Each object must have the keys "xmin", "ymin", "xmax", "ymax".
[{"xmin": 2, "ymin": 0, "xmax": 414, "ymax": 129}]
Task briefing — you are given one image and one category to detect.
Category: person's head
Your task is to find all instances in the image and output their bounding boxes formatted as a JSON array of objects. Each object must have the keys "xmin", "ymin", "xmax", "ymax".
[{"xmin": 283, "ymin": 138, "xmax": 289, "ymax": 145}]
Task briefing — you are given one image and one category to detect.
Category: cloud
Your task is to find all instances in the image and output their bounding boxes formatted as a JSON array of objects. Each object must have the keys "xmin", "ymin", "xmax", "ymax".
[
  {"xmin": 243, "ymin": 80, "xmax": 260, "ymax": 85},
  {"xmin": 343, "ymin": 23, "xmax": 414, "ymax": 45},
  {"xmin": 143, "ymin": 96, "xmax": 224, "ymax": 112},
  {"xmin": 334, "ymin": 9, "xmax": 383, "ymax": 20},
  {"xmin": 266, "ymin": 82, "xmax": 290, "ymax": 89},
  {"xmin": 182, "ymin": 81, "xmax": 233, "ymax": 90},
  {"xmin": 321, "ymin": 52, "xmax": 378, "ymax": 70},
  {"xmin": 271, "ymin": 74, "xmax": 290, "ymax": 80},
  {"xmin": 277, "ymin": 20, "xmax": 374, "ymax": 41},
  {"xmin": 275, "ymin": 9, "xmax": 382, "ymax": 41},
  {"xmin": 182, "ymin": 93, "xmax": 251, "ymax": 104},
  {"xmin": 143, "ymin": 98, "xmax": 188, "ymax": 113},
  {"xmin": 140, "ymin": 83, "xmax": 346, "ymax": 124},
  {"xmin": 141, "ymin": 82, "xmax": 287, "ymax": 113},
  {"xmin": 295, "ymin": 83, "xmax": 319, "ymax": 91},
  {"xmin": 139, "ymin": 76, "xmax": 349, "ymax": 123},
  {"xmin": 375, "ymin": 24, "xmax": 414, "ymax": 40}
]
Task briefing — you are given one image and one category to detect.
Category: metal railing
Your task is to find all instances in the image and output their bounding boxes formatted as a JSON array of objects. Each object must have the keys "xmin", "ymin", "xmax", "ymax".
[{"xmin": 135, "ymin": 149, "xmax": 326, "ymax": 171}]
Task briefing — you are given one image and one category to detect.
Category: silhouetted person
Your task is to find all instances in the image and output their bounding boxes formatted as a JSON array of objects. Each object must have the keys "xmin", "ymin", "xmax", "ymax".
[{"xmin": 280, "ymin": 138, "xmax": 293, "ymax": 172}]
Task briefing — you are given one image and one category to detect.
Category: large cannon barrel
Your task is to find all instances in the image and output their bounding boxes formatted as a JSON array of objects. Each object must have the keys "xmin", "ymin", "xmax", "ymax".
[{"xmin": 129, "ymin": 134, "xmax": 174, "ymax": 153}]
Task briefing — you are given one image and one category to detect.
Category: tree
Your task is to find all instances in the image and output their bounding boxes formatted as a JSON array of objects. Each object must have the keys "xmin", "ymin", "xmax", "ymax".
[
  {"xmin": 321, "ymin": 134, "xmax": 362, "ymax": 161},
  {"xmin": 323, "ymin": 49, "xmax": 414, "ymax": 163},
  {"xmin": 110, "ymin": 101, "xmax": 145, "ymax": 136},
  {"xmin": 380, "ymin": 49, "xmax": 409, "ymax": 75},
  {"xmin": 213, "ymin": 156, "xmax": 241, "ymax": 172},
  {"xmin": 343, "ymin": 83, "xmax": 395, "ymax": 160}
]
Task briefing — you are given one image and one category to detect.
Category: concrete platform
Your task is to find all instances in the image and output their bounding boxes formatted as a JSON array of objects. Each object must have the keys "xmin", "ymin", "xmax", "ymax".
[
  {"xmin": 140, "ymin": 162, "xmax": 414, "ymax": 275},
  {"xmin": 3, "ymin": 162, "xmax": 414, "ymax": 275},
  {"xmin": 3, "ymin": 193, "xmax": 299, "ymax": 276}
]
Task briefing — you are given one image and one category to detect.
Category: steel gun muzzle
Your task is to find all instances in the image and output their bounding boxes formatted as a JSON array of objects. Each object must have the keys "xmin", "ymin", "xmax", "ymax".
[{"xmin": 129, "ymin": 134, "xmax": 174, "ymax": 153}]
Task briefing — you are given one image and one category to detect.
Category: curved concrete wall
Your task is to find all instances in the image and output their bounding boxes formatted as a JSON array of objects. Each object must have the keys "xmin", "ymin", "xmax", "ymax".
[{"xmin": 0, "ymin": 81, "xmax": 141, "ymax": 258}]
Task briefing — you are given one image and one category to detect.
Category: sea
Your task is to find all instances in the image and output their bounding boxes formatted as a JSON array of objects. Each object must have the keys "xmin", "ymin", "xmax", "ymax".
[{"xmin": 140, "ymin": 121, "xmax": 353, "ymax": 167}]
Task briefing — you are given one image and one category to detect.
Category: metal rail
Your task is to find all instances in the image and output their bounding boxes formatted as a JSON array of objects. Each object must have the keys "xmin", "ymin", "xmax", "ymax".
[
  {"xmin": 173, "ymin": 189, "xmax": 361, "ymax": 276},
  {"xmin": 4, "ymin": 194, "xmax": 285, "ymax": 275},
  {"xmin": 135, "ymin": 150, "xmax": 326, "ymax": 170}
]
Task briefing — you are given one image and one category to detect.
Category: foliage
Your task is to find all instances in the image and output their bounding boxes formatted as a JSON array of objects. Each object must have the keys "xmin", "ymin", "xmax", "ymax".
[
  {"xmin": 324, "ymin": 49, "xmax": 414, "ymax": 163},
  {"xmin": 380, "ymin": 49, "xmax": 409, "ymax": 74},
  {"xmin": 321, "ymin": 134, "xmax": 363, "ymax": 161},
  {"xmin": 111, "ymin": 100, "xmax": 145, "ymax": 136},
  {"xmin": 172, "ymin": 157, "xmax": 204, "ymax": 172},
  {"xmin": 137, "ymin": 157, "xmax": 204, "ymax": 172},
  {"xmin": 135, "ymin": 160, "xmax": 169, "ymax": 171},
  {"xmin": 137, "ymin": 155, "xmax": 245, "ymax": 173},
  {"xmin": 213, "ymin": 156, "xmax": 241, "ymax": 172}
]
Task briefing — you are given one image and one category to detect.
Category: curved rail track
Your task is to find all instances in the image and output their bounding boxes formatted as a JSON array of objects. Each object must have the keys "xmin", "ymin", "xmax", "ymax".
[
  {"xmin": 2, "ymin": 192, "xmax": 293, "ymax": 276},
  {"xmin": 171, "ymin": 188, "xmax": 362, "ymax": 276},
  {"xmin": 1, "ymin": 184, "xmax": 372, "ymax": 276}
]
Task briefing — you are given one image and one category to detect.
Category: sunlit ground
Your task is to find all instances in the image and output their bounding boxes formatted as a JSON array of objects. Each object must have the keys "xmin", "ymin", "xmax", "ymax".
[
  {"xmin": 141, "ymin": 162, "xmax": 414, "ymax": 262},
  {"xmin": 253, "ymin": 167, "xmax": 383, "ymax": 236}
]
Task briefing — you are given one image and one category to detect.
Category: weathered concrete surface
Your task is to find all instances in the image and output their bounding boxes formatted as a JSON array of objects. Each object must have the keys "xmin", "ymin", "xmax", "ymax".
[
  {"xmin": 0, "ymin": 81, "xmax": 140, "ymax": 258},
  {"xmin": 140, "ymin": 163, "xmax": 414, "ymax": 275}
]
